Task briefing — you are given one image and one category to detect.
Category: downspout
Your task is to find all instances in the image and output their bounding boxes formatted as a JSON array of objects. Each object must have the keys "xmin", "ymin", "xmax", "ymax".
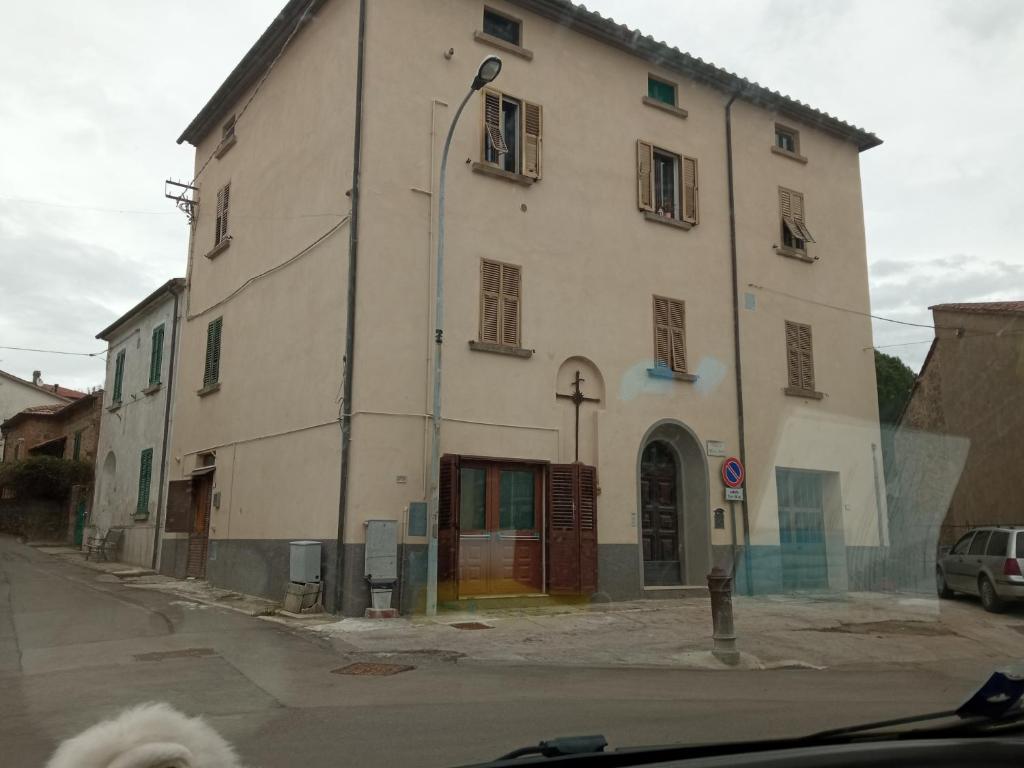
[
  {"xmin": 334, "ymin": 0, "xmax": 367, "ymax": 615},
  {"xmin": 725, "ymin": 92, "xmax": 753, "ymax": 595},
  {"xmin": 151, "ymin": 285, "xmax": 181, "ymax": 571}
]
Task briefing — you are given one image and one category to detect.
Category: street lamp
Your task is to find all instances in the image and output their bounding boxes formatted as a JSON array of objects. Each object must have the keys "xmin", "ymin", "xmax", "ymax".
[{"xmin": 425, "ymin": 55, "xmax": 502, "ymax": 617}]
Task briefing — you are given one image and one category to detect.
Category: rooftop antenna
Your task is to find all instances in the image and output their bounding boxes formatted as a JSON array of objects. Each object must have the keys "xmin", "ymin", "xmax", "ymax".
[{"xmin": 164, "ymin": 179, "xmax": 199, "ymax": 224}]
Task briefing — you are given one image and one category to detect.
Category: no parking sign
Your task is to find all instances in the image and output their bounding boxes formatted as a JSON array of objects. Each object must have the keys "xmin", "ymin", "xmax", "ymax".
[{"xmin": 721, "ymin": 457, "xmax": 745, "ymax": 488}]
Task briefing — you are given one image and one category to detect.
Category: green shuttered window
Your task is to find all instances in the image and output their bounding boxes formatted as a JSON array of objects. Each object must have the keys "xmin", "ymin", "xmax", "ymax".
[
  {"xmin": 149, "ymin": 324, "xmax": 165, "ymax": 386},
  {"xmin": 136, "ymin": 448, "xmax": 153, "ymax": 518},
  {"xmin": 112, "ymin": 349, "xmax": 126, "ymax": 404},
  {"xmin": 203, "ymin": 317, "xmax": 223, "ymax": 389}
]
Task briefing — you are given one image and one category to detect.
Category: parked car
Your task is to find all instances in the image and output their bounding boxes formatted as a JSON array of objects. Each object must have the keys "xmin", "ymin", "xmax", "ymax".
[{"xmin": 936, "ymin": 526, "xmax": 1024, "ymax": 612}]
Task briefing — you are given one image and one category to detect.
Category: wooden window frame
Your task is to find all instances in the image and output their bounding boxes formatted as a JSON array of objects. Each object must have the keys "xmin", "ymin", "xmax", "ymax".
[
  {"xmin": 111, "ymin": 349, "xmax": 126, "ymax": 405},
  {"xmin": 778, "ymin": 186, "xmax": 815, "ymax": 259},
  {"xmin": 651, "ymin": 295, "xmax": 691, "ymax": 376},
  {"xmin": 784, "ymin": 320, "xmax": 823, "ymax": 399},
  {"xmin": 478, "ymin": 89, "xmax": 542, "ymax": 182},
  {"xmin": 772, "ymin": 123, "xmax": 807, "ymax": 163},
  {"xmin": 148, "ymin": 324, "xmax": 165, "ymax": 387},
  {"xmin": 477, "ymin": 258, "xmax": 523, "ymax": 349},
  {"xmin": 637, "ymin": 140, "xmax": 698, "ymax": 227}
]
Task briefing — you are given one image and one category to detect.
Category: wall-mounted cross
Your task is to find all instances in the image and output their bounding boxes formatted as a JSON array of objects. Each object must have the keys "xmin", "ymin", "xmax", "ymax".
[{"xmin": 556, "ymin": 370, "xmax": 601, "ymax": 463}]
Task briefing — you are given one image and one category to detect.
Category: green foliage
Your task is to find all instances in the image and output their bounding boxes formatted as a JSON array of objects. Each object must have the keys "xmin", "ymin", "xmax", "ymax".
[
  {"xmin": 874, "ymin": 350, "xmax": 917, "ymax": 425},
  {"xmin": 0, "ymin": 456, "xmax": 93, "ymax": 500}
]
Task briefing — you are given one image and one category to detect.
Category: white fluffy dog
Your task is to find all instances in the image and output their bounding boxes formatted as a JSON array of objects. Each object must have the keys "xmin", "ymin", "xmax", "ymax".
[{"xmin": 46, "ymin": 703, "xmax": 244, "ymax": 768}]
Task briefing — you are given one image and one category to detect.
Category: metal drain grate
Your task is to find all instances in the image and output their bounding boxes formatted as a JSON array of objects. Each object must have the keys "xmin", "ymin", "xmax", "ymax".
[
  {"xmin": 331, "ymin": 662, "xmax": 414, "ymax": 676},
  {"xmin": 449, "ymin": 621, "xmax": 493, "ymax": 630}
]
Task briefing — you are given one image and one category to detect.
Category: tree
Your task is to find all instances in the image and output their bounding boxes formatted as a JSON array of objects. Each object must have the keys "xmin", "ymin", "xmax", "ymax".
[
  {"xmin": 874, "ymin": 350, "xmax": 917, "ymax": 425},
  {"xmin": 0, "ymin": 456, "xmax": 93, "ymax": 500}
]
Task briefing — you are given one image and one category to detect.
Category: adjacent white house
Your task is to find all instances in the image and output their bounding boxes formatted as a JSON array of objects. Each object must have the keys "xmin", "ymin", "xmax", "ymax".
[
  {"xmin": 0, "ymin": 369, "xmax": 82, "ymax": 461},
  {"xmin": 91, "ymin": 279, "xmax": 185, "ymax": 568}
]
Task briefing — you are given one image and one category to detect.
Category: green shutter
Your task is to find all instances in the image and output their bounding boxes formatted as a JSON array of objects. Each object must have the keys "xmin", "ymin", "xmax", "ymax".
[
  {"xmin": 136, "ymin": 448, "xmax": 154, "ymax": 518},
  {"xmin": 149, "ymin": 324, "xmax": 165, "ymax": 386},
  {"xmin": 72, "ymin": 431, "xmax": 82, "ymax": 461},
  {"xmin": 112, "ymin": 350, "xmax": 126, "ymax": 403},
  {"xmin": 203, "ymin": 317, "xmax": 223, "ymax": 388}
]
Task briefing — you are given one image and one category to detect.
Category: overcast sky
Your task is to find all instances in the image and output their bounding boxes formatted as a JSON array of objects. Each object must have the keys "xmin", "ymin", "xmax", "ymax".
[{"xmin": 1, "ymin": 0, "xmax": 1021, "ymax": 391}]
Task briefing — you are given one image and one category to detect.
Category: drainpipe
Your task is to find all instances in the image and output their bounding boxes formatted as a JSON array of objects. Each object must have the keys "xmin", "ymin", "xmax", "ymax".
[
  {"xmin": 151, "ymin": 285, "xmax": 181, "ymax": 571},
  {"xmin": 725, "ymin": 92, "xmax": 753, "ymax": 596},
  {"xmin": 334, "ymin": 0, "xmax": 367, "ymax": 616}
]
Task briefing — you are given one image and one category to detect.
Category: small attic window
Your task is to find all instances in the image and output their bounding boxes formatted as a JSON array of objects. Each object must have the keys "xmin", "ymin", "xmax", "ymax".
[{"xmin": 483, "ymin": 8, "xmax": 521, "ymax": 46}]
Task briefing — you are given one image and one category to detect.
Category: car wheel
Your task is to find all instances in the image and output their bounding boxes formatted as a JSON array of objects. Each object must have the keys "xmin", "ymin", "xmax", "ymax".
[
  {"xmin": 936, "ymin": 568, "xmax": 954, "ymax": 599},
  {"xmin": 979, "ymin": 576, "xmax": 1004, "ymax": 613}
]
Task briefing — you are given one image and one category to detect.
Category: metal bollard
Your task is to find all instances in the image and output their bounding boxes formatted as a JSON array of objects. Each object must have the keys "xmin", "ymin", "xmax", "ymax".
[{"xmin": 707, "ymin": 566, "xmax": 740, "ymax": 665}]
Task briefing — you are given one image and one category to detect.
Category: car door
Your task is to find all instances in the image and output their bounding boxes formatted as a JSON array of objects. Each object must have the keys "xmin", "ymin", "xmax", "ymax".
[
  {"xmin": 984, "ymin": 530, "xmax": 1010, "ymax": 586},
  {"xmin": 943, "ymin": 532, "xmax": 975, "ymax": 590},
  {"xmin": 962, "ymin": 530, "xmax": 992, "ymax": 594}
]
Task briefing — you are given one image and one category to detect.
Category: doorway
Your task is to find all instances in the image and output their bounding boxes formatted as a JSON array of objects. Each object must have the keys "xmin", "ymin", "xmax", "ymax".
[
  {"xmin": 457, "ymin": 461, "xmax": 543, "ymax": 596},
  {"xmin": 73, "ymin": 499, "xmax": 87, "ymax": 546},
  {"xmin": 186, "ymin": 473, "xmax": 212, "ymax": 579},
  {"xmin": 641, "ymin": 441, "xmax": 682, "ymax": 585},
  {"xmin": 776, "ymin": 469, "xmax": 828, "ymax": 590}
]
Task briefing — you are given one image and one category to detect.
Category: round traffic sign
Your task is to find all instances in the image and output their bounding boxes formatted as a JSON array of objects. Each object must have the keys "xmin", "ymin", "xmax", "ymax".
[{"xmin": 722, "ymin": 457, "xmax": 745, "ymax": 488}]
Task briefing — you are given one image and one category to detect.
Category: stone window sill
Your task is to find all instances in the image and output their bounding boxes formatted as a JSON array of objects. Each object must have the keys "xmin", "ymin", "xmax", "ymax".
[
  {"xmin": 197, "ymin": 382, "xmax": 221, "ymax": 397},
  {"xmin": 644, "ymin": 211, "xmax": 692, "ymax": 230},
  {"xmin": 784, "ymin": 386, "xmax": 824, "ymax": 400},
  {"xmin": 471, "ymin": 162, "xmax": 535, "ymax": 186},
  {"xmin": 775, "ymin": 245, "xmax": 814, "ymax": 262},
  {"xmin": 473, "ymin": 30, "xmax": 534, "ymax": 60},
  {"xmin": 771, "ymin": 145, "xmax": 808, "ymax": 164},
  {"xmin": 468, "ymin": 340, "xmax": 534, "ymax": 358},
  {"xmin": 204, "ymin": 237, "xmax": 231, "ymax": 260},
  {"xmin": 647, "ymin": 367, "xmax": 698, "ymax": 382},
  {"xmin": 214, "ymin": 134, "xmax": 237, "ymax": 159},
  {"xmin": 641, "ymin": 96, "xmax": 689, "ymax": 119},
  {"xmin": 107, "ymin": 403, "xmax": 122, "ymax": 413},
  {"xmin": 142, "ymin": 383, "xmax": 161, "ymax": 396}
]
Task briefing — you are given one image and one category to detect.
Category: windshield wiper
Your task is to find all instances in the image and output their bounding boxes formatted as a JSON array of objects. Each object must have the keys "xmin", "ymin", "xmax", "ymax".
[{"xmin": 496, "ymin": 736, "xmax": 608, "ymax": 760}]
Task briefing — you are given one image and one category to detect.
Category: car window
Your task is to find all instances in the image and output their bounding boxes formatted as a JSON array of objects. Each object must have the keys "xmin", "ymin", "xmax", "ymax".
[
  {"xmin": 968, "ymin": 531, "xmax": 991, "ymax": 555},
  {"xmin": 986, "ymin": 530, "xmax": 1009, "ymax": 557},
  {"xmin": 1017, "ymin": 532, "xmax": 1024, "ymax": 558},
  {"xmin": 950, "ymin": 533, "xmax": 974, "ymax": 555}
]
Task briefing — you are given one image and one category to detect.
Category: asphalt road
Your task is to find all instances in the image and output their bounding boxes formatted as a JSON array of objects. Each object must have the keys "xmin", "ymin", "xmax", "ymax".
[{"xmin": 0, "ymin": 535, "xmax": 1010, "ymax": 767}]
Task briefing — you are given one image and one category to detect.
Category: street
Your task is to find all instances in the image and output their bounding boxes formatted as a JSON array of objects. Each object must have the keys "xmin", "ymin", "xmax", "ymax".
[{"xmin": 1, "ymin": 534, "xmax": 1018, "ymax": 768}]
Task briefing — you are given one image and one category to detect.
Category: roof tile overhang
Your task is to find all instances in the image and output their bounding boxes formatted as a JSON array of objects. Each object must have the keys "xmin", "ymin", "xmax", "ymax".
[
  {"xmin": 96, "ymin": 278, "xmax": 186, "ymax": 341},
  {"xmin": 929, "ymin": 301, "xmax": 1024, "ymax": 317},
  {"xmin": 177, "ymin": 0, "xmax": 880, "ymax": 152}
]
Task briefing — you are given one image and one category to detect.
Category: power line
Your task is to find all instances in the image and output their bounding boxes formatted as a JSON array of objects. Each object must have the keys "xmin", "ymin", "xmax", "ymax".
[{"xmin": 0, "ymin": 345, "xmax": 105, "ymax": 357}]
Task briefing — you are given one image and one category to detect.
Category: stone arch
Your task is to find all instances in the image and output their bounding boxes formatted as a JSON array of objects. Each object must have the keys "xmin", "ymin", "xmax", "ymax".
[
  {"xmin": 555, "ymin": 357, "xmax": 605, "ymax": 465},
  {"xmin": 636, "ymin": 419, "xmax": 711, "ymax": 586},
  {"xmin": 97, "ymin": 451, "xmax": 117, "ymax": 523}
]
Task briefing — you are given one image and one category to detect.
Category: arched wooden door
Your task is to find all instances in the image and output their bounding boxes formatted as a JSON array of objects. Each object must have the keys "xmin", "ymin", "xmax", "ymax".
[{"xmin": 640, "ymin": 440, "xmax": 682, "ymax": 585}]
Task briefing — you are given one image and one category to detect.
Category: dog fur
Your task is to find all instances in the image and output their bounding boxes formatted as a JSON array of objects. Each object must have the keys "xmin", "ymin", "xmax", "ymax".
[{"xmin": 46, "ymin": 702, "xmax": 244, "ymax": 768}]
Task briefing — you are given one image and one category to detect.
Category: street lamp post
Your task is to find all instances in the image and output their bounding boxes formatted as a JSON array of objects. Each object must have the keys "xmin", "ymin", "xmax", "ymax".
[{"xmin": 426, "ymin": 56, "xmax": 502, "ymax": 616}]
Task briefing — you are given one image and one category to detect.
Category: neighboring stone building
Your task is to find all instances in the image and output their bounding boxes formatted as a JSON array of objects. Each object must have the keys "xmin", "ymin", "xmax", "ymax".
[
  {"xmin": 888, "ymin": 301, "xmax": 1024, "ymax": 589},
  {"xmin": 167, "ymin": 0, "xmax": 887, "ymax": 613},
  {"xmin": 91, "ymin": 279, "xmax": 185, "ymax": 569},
  {"xmin": 0, "ymin": 369, "xmax": 83, "ymax": 461}
]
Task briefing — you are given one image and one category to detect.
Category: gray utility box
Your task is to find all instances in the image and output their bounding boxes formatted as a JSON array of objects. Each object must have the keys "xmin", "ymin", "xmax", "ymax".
[
  {"xmin": 290, "ymin": 540, "xmax": 321, "ymax": 583},
  {"xmin": 364, "ymin": 520, "xmax": 398, "ymax": 582}
]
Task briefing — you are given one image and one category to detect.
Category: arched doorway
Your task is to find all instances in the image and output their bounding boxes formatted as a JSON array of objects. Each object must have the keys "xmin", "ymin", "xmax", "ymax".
[
  {"xmin": 637, "ymin": 421, "xmax": 710, "ymax": 587},
  {"xmin": 640, "ymin": 441, "xmax": 681, "ymax": 584}
]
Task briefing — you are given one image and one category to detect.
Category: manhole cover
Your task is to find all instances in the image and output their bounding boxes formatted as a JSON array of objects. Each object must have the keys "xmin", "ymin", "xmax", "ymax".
[
  {"xmin": 332, "ymin": 662, "xmax": 414, "ymax": 676},
  {"xmin": 449, "ymin": 621, "xmax": 492, "ymax": 630},
  {"xmin": 134, "ymin": 647, "xmax": 218, "ymax": 662}
]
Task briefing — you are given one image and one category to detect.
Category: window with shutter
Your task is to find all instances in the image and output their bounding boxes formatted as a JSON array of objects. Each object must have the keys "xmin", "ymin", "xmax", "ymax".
[
  {"xmin": 483, "ymin": 89, "xmax": 508, "ymax": 158},
  {"xmin": 215, "ymin": 183, "xmax": 230, "ymax": 246},
  {"xmin": 149, "ymin": 324, "xmax": 165, "ymax": 386},
  {"xmin": 784, "ymin": 320, "xmax": 816, "ymax": 393},
  {"xmin": 682, "ymin": 156, "xmax": 698, "ymax": 224},
  {"xmin": 203, "ymin": 317, "xmax": 223, "ymax": 389},
  {"xmin": 112, "ymin": 349, "xmax": 126, "ymax": 404},
  {"xmin": 653, "ymin": 296, "xmax": 687, "ymax": 373},
  {"xmin": 479, "ymin": 259, "xmax": 522, "ymax": 347},
  {"xmin": 481, "ymin": 89, "xmax": 542, "ymax": 178},
  {"xmin": 523, "ymin": 101, "xmax": 543, "ymax": 179},
  {"xmin": 637, "ymin": 140, "xmax": 654, "ymax": 211},
  {"xmin": 136, "ymin": 448, "xmax": 154, "ymax": 518},
  {"xmin": 639, "ymin": 140, "xmax": 699, "ymax": 225},
  {"xmin": 780, "ymin": 186, "xmax": 815, "ymax": 250}
]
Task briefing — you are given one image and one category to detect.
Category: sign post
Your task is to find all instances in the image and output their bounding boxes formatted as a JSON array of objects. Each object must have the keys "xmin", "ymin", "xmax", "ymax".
[
  {"xmin": 721, "ymin": 457, "xmax": 746, "ymax": 591},
  {"xmin": 721, "ymin": 456, "xmax": 745, "ymax": 488}
]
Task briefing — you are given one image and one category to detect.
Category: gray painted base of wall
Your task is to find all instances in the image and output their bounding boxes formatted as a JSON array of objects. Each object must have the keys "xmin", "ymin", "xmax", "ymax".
[{"xmin": 158, "ymin": 537, "xmax": 891, "ymax": 615}]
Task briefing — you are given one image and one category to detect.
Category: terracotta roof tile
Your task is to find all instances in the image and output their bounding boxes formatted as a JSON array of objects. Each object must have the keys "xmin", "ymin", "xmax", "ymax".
[{"xmin": 930, "ymin": 301, "xmax": 1024, "ymax": 316}]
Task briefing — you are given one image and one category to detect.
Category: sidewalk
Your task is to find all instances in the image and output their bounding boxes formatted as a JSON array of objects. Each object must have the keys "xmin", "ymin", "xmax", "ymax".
[{"xmin": 33, "ymin": 541, "xmax": 1024, "ymax": 670}]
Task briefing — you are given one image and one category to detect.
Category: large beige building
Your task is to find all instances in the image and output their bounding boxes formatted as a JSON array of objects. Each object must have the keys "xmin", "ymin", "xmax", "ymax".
[{"xmin": 163, "ymin": 0, "xmax": 888, "ymax": 614}]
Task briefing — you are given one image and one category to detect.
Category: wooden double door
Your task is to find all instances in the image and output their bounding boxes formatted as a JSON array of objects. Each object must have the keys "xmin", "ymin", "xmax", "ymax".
[
  {"xmin": 457, "ymin": 461, "xmax": 543, "ymax": 596},
  {"xmin": 641, "ymin": 441, "xmax": 683, "ymax": 585}
]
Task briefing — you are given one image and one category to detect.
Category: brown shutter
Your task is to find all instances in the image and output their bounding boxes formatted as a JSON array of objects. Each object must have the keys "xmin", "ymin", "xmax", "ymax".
[
  {"xmin": 479, "ymin": 259, "xmax": 501, "ymax": 344},
  {"xmin": 547, "ymin": 464, "xmax": 580, "ymax": 594},
  {"xmin": 500, "ymin": 263, "xmax": 521, "ymax": 346},
  {"xmin": 164, "ymin": 479, "xmax": 193, "ymax": 533},
  {"xmin": 653, "ymin": 296, "xmax": 671, "ymax": 368},
  {"xmin": 785, "ymin": 321, "xmax": 801, "ymax": 388},
  {"xmin": 637, "ymin": 140, "xmax": 654, "ymax": 211},
  {"xmin": 482, "ymin": 89, "xmax": 507, "ymax": 155},
  {"xmin": 668, "ymin": 299, "xmax": 687, "ymax": 373},
  {"xmin": 790, "ymin": 191, "xmax": 816, "ymax": 243},
  {"xmin": 438, "ymin": 454, "xmax": 459, "ymax": 601},
  {"xmin": 779, "ymin": 187, "xmax": 792, "ymax": 219},
  {"xmin": 797, "ymin": 323, "xmax": 815, "ymax": 390},
  {"xmin": 577, "ymin": 464, "xmax": 598, "ymax": 595},
  {"xmin": 523, "ymin": 101, "xmax": 543, "ymax": 179},
  {"xmin": 681, "ymin": 156, "xmax": 698, "ymax": 224}
]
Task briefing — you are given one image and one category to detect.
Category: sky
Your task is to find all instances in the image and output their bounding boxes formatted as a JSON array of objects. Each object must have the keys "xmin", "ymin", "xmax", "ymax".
[{"xmin": 1, "ymin": 0, "xmax": 1021, "ymax": 391}]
